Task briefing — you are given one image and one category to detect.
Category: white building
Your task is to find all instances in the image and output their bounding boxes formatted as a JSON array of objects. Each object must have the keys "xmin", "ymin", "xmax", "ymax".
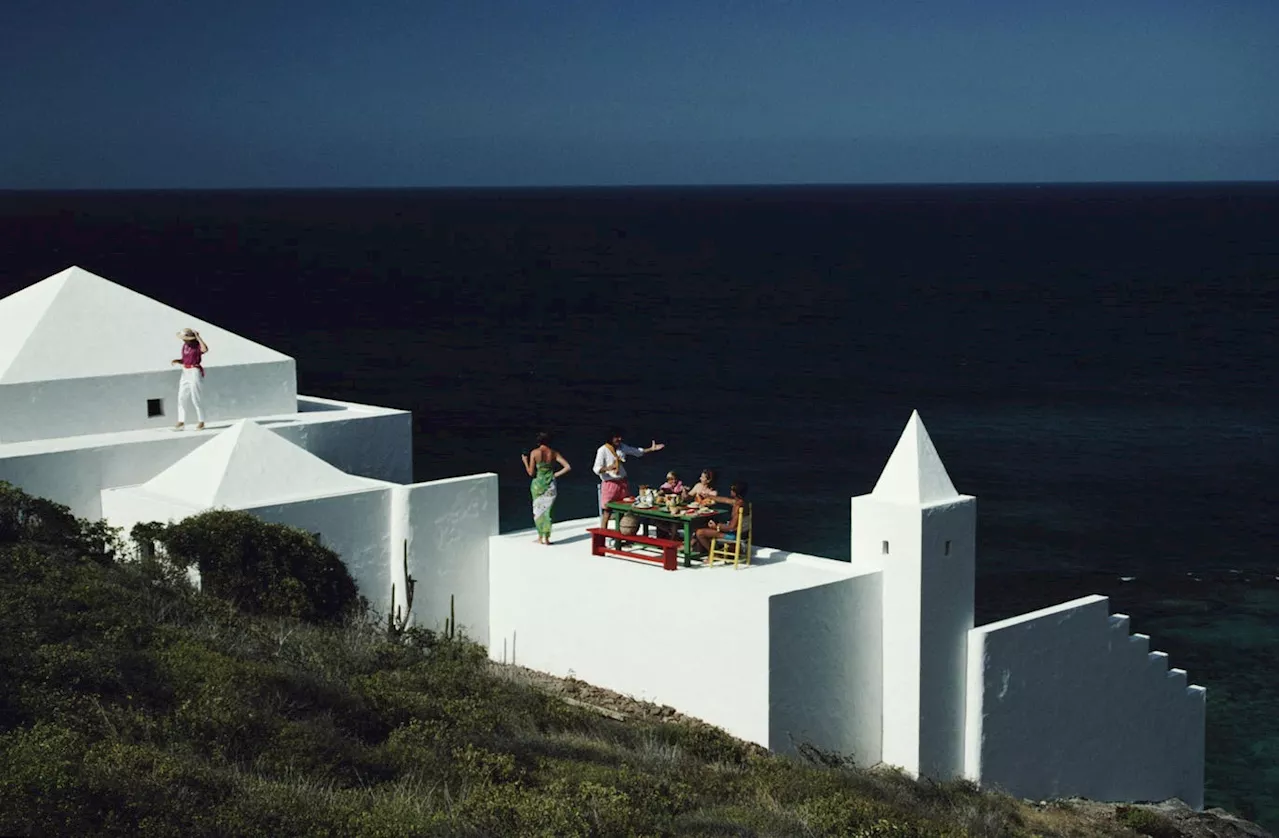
[
  {"xmin": 0, "ymin": 266, "xmax": 494, "ymax": 638},
  {"xmin": 0, "ymin": 266, "xmax": 1205, "ymax": 809}
]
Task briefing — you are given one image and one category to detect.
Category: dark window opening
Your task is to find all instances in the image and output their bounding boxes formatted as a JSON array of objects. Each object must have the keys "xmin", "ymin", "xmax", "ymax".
[
  {"xmin": 944, "ymin": 540, "xmax": 952, "ymax": 556},
  {"xmin": 147, "ymin": 398, "xmax": 164, "ymax": 417},
  {"xmin": 881, "ymin": 540, "xmax": 889, "ymax": 555}
]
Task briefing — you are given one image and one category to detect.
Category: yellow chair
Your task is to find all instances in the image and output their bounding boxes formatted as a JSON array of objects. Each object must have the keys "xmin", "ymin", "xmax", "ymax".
[{"xmin": 708, "ymin": 503, "xmax": 752, "ymax": 568}]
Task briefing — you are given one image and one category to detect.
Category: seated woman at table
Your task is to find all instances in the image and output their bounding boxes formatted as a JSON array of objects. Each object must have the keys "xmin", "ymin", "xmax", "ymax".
[
  {"xmin": 687, "ymin": 469, "xmax": 717, "ymax": 502},
  {"xmin": 694, "ymin": 481, "xmax": 750, "ymax": 554}
]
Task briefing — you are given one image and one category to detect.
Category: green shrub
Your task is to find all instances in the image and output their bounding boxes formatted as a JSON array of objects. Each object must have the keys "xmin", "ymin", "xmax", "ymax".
[
  {"xmin": 1115, "ymin": 805, "xmax": 1181, "ymax": 838},
  {"xmin": 0, "ymin": 723, "xmax": 92, "ymax": 834},
  {"xmin": 667, "ymin": 723, "xmax": 751, "ymax": 766},
  {"xmin": 453, "ymin": 778, "xmax": 594, "ymax": 838},
  {"xmin": 0, "ymin": 481, "xmax": 83, "ymax": 548},
  {"xmin": 0, "ymin": 481, "xmax": 121, "ymax": 564},
  {"xmin": 79, "ymin": 740, "xmax": 236, "ymax": 836},
  {"xmin": 149, "ymin": 510, "xmax": 362, "ymax": 624}
]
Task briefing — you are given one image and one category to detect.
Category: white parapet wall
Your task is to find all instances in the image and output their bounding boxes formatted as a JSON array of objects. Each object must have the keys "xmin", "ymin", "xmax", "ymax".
[
  {"xmin": 964, "ymin": 595, "xmax": 1206, "ymax": 808},
  {"xmin": 396, "ymin": 473, "xmax": 499, "ymax": 644},
  {"xmin": 768, "ymin": 573, "xmax": 883, "ymax": 764},
  {"xmin": 0, "ymin": 396, "xmax": 410, "ymax": 520},
  {"xmin": 0, "ymin": 363, "xmax": 298, "ymax": 444},
  {"xmin": 489, "ymin": 518, "xmax": 881, "ymax": 752},
  {"xmin": 272, "ymin": 397, "xmax": 413, "ymax": 485}
]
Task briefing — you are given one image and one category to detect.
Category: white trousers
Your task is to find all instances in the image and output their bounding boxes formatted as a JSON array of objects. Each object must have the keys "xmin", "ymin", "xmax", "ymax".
[{"xmin": 177, "ymin": 367, "xmax": 205, "ymax": 423}]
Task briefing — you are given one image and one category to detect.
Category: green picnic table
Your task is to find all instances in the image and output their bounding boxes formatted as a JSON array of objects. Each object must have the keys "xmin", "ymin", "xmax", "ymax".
[{"xmin": 604, "ymin": 500, "xmax": 723, "ymax": 567}]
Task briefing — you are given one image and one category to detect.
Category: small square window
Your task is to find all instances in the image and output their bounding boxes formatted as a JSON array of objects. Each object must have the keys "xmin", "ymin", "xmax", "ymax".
[
  {"xmin": 944, "ymin": 540, "xmax": 952, "ymax": 556},
  {"xmin": 146, "ymin": 398, "xmax": 164, "ymax": 417},
  {"xmin": 881, "ymin": 540, "xmax": 890, "ymax": 555}
]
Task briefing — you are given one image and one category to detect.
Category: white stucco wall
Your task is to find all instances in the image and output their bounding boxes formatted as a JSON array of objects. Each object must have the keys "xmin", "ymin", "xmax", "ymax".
[
  {"xmin": 490, "ymin": 525, "xmax": 772, "ymax": 744},
  {"xmin": 0, "ymin": 361, "xmax": 297, "ymax": 444},
  {"xmin": 489, "ymin": 523, "xmax": 872, "ymax": 748},
  {"xmin": 100, "ymin": 487, "xmax": 201, "ymax": 544},
  {"xmin": 0, "ymin": 397, "xmax": 408, "ymax": 520},
  {"xmin": 3, "ymin": 435, "xmax": 207, "ymax": 520},
  {"xmin": 272, "ymin": 400, "xmax": 412, "ymax": 484},
  {"xmin": 102, "ymin": 483, "xmax": 396, "ymax": 616},
  {"xmin": 246, "ymin": 489, "xmax": 394, "ymax": 615},
  {"xmin": 964, "ymin": 595, "xmax": 1205, "ymax": 809},
  {"xmin": 767, "ymin": 571, "xmax": 883, "ymax": 765},
  {"xmin": 917, "ymin": 498, "xmax": 976, "ymax": 779},
  {"xmin": 398, "ymin": 474, "xmax": 498, "ymax": 644}
]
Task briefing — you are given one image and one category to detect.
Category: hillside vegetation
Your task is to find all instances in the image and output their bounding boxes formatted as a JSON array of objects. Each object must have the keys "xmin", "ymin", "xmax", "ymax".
[{"xmin": 0, "ymin": 482, "xmax": 1257, "ymax": 837}]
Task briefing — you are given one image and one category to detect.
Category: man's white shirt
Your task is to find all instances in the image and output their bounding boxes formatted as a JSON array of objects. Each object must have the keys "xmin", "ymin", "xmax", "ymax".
[{"xmin": 593, "ymin": 443, "xmax": 645, "ymax": 481}]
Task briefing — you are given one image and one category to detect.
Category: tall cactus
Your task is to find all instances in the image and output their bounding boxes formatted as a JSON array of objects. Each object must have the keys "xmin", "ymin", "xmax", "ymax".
[{"xmin": 387, "ymin": 538, "xmax": 417, "ymax": 638}]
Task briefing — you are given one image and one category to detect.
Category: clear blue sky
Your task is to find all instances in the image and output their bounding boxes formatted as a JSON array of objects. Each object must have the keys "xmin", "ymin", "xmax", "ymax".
[{"xmin": 1, "ymin": 0, "xmax": 1274, "ymax": 187}]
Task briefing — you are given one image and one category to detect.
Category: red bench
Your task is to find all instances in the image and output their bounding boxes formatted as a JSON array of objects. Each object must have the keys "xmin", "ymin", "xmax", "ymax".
[{"xmin": 586, "ymin": 528, "xmax": 682, "ymax": 571}]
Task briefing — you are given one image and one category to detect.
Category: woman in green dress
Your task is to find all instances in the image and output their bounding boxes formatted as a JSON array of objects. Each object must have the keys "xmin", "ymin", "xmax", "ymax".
[{"xmin": 521, "ymin": 432, "xmax": 572, "ymax": 545}]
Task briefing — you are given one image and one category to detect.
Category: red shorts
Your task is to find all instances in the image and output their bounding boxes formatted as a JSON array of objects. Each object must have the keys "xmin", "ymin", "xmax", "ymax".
[{"xmin": 600, "ymin": 479, "xmax": 630, "ymax": 509}]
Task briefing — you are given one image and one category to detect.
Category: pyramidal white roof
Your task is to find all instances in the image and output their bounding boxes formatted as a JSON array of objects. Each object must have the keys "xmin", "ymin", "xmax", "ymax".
[
  {"xmin": 141, "ymin": 420, "xmax": 383, "ymax": 508},
  {"xmin": 871, "ymin": 410, "xmax": 961, "ymax": 506},
  {"xmin": 0, "ymin": 266, "xmax": 291, "ymax": 384}
]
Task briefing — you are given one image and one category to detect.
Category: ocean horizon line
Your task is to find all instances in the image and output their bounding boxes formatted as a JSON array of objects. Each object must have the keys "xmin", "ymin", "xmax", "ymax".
[{"xmin": 1, "ymin": 179, "xmax": 1275, "ymax": 195}]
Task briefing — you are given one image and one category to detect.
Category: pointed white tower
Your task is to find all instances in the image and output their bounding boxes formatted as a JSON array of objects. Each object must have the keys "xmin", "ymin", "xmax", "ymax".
[{"xmin": 851, "ymin": 411, "xmax": 975, "ymax": 779}]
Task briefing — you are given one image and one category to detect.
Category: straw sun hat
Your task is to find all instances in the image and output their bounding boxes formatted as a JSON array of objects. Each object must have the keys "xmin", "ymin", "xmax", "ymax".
[{"xmin": 177, "ymin": 328, "xmax": 199, "ymax": 340}]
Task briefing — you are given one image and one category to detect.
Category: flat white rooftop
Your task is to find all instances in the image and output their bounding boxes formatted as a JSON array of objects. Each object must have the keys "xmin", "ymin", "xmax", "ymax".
[
  {"xmin": 0, "ymin": 394, "xmax": 405, "ymax": 458},
  {"xmin": 493, "ymin": 516, "xmax": 879, "ymax": 595}
]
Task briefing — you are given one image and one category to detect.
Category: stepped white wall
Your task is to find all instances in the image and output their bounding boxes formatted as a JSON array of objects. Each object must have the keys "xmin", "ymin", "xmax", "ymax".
[{"xmin": 964, "ymin": 595, "xmax": 1205, "ymax": 808}]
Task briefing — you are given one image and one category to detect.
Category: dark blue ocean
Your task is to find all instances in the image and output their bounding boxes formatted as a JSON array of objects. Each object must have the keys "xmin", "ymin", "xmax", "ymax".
[{"xmin": 1, "ymin": 184, "xmax": 1275, "ymax": 829}]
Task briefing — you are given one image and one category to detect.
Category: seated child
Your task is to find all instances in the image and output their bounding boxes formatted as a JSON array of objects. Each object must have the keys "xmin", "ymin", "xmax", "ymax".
[
  {"xmin": 660, "ymin": 471, "xmax": 686, "ymax": 497},
  {"xmin": 656, "ymin": 471, "xmax": 688, "ymax": 539}
]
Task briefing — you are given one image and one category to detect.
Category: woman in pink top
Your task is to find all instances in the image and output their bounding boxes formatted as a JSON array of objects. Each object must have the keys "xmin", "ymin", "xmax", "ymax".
[{"xmin": 170, "ymin": 327, "xmax": 209, "ymax": 430}]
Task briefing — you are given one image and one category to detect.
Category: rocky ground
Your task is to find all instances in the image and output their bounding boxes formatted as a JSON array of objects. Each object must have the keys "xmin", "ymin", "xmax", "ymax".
[
  {"xmin": 490, "ymin": 661, "xmax": 768, "ymax": 756},
  {"xmin": 490, "ymin": 661, "xmax": 1271, "ymax": 838},
  {"xmin": 1039, "ymin": 799, "xmax": 1272, "ymax": 838}
]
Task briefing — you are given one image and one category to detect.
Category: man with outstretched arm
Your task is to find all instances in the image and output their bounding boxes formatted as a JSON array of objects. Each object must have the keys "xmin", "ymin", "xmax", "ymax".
[{"xmin": 594, "ymin": 428, "xmax": 665, "ymax": 530}]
